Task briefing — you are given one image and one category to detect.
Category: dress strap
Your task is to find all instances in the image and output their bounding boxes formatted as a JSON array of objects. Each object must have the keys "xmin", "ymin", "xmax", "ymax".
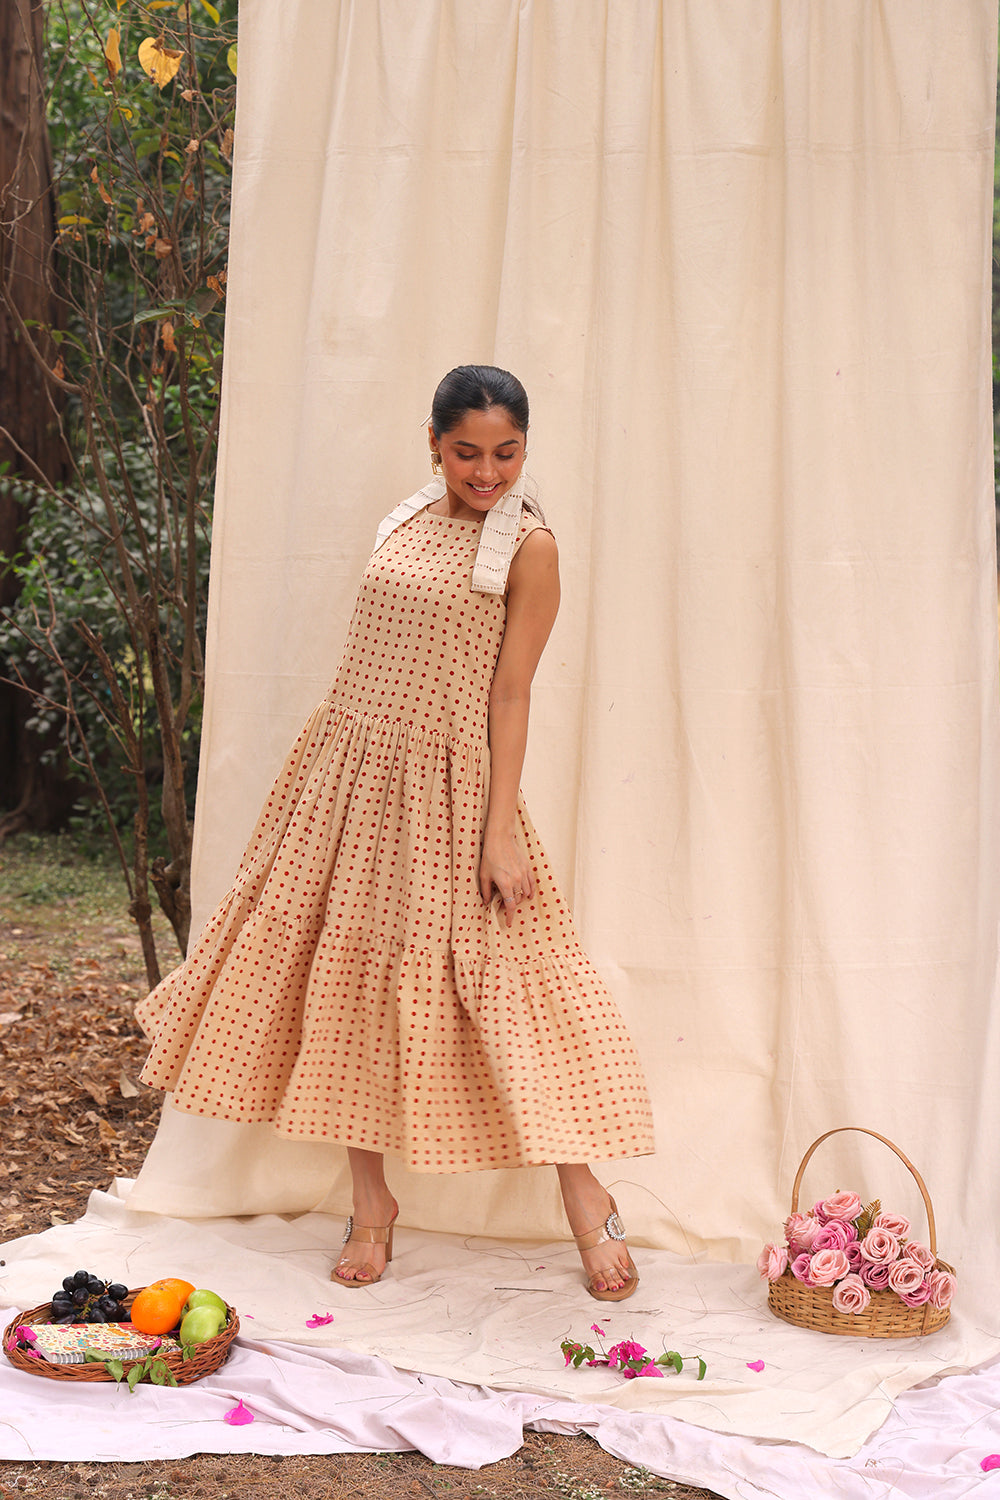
[
  {"xmin": 372, "ymin": 480, "xmax": 444, "ymax": 554},
  {"xmin": 371, "ymin": 472, "xmax": 541, "ymax": 596}
]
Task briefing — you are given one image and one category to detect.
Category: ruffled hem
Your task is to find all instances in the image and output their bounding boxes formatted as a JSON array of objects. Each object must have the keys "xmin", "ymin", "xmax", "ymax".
[{"xmin": 139, "ymin": 914, "xmax": 654, "ymax": 1173}]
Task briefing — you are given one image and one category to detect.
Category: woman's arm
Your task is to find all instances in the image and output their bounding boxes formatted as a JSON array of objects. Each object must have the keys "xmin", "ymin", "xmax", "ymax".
[{"xmin": 479, "ymin": 526, "xmax": 560, "ymax": 926}]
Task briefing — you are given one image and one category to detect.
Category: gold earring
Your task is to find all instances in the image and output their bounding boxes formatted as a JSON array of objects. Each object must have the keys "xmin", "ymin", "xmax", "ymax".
[{"xmin": 430, "ymin": 452, "xmax": 443, "ymax": 476}]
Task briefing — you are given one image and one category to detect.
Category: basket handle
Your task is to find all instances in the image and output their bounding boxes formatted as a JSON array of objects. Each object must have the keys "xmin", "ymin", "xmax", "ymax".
[{"xmin": 789, "ymin": 1126, "xmax": 937, "ymax": 1256}]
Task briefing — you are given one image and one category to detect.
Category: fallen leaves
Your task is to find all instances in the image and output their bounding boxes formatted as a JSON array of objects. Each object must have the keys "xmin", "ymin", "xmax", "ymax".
[{"xmin": 0, "ymin": 951, "xmax": 161, "ymax": 1239}]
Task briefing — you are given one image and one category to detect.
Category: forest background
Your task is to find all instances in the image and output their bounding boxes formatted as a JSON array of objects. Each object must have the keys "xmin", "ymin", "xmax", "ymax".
[{"xmin": 0, "ymin": 1, "xmax": 998, "ymax": 991}]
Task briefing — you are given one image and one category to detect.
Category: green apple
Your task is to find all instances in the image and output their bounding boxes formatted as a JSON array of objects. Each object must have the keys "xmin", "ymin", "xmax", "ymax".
[
  {"xmin": 179, "ymin": 1304, "xmax": 226, "ymax": 1345},
  {"xmin": 182, "ymin": 1288, "xmax": 228, "ymax": 1318}
]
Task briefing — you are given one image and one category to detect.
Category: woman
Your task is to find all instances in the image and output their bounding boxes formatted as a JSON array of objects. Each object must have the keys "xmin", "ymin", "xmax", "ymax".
[{"xmin": 137, "ymin": 366, "xmax": 654, "ymax": 1302}]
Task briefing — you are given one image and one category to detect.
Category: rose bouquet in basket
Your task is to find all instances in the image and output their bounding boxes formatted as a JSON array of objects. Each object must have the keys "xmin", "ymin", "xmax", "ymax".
[{"xmin": 759, "ymin": 1190, "xmax": 956, "ymax": 1316}]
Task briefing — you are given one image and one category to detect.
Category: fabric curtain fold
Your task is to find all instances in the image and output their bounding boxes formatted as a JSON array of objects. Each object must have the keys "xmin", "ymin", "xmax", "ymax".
[{"xmin": 130, "ymin": 0, "xmax": 1000, "ymax": 1333}]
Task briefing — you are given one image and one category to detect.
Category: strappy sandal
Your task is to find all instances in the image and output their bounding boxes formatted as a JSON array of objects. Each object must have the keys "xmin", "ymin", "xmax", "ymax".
[
  {"xmin": 573, "ymin": 1195, "xmax": 638, "ymax": 1303},
  {"xmin": 331, "ymin": 1209, "xmax": 398, "ymax": 1288}
]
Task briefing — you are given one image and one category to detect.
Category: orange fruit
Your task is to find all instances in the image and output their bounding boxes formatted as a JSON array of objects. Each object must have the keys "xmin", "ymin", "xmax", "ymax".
[
  {"xmin": 147, "ymin": 1277, "xmax": 195, "ymax": 1306},
  {"xmin": 130, "ymin": 1284, "xmax": 184, "ymax": 1335}
]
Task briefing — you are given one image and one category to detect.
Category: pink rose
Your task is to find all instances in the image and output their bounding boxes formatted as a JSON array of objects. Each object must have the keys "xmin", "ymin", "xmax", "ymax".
[
  {"xmin": 821, "ymin": 1191, "xmax": 863, "ymax": 1222},
  {"xmin": 845, "ymin": 1242, "xmax": 865, "ymax": 1272},
  {"xmin": 790, "ymin": 1252, "xmax": 814, "ymax": 1284},
  {"xmin": 757, "ymin": 1243, "xmax": 789, "ymax": 1281},
  {"xmin": 812, "ymin": 1220, "xmax": 858, "ymax": 1252},
  {"xmin": 898, "ymin": 1281, "xmax": 933, "ymax": 1308},
  {"xmin": 905, "ymin": 1241, "xmax": 935, "ymax": 1272},
  {"xmin": 887, "ymin": 1257, "xmax": 926, "ymax": 1297},
  {"xmin": 784, "ymin": 1212, "xmax": 824, "ymax": 1253},
  {"xmin": 808, "ymin": 1248, "xmax": 851, "ymax": 1286},
  {"xmin": 859, "ymin": 1260, "xmax": 892, "ymax": 1291},
  {"xmin": 872, "ymin": 1210, "xmax": 911, "ymax": 1240},
  {"xmin": 831, "ymin": 1273, "xmax": 871, "ymax": 1315},
  {"xmin": 927, "ymin": 1269, "xmax": 957, "ymax": 1310},
  {"xmin": 860, "ymin": 1228, "xmax": 900, "ymax": 1265},
  {"xmin": 810, "ymin": 1200, "xmax": 831, "ymax": 1224}
]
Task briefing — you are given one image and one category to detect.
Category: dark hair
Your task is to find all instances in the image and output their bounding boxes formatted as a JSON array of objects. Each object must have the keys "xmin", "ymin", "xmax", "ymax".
[{"xmin": 430, "ymin": 365, "xmax": 529, "ymax": 438}]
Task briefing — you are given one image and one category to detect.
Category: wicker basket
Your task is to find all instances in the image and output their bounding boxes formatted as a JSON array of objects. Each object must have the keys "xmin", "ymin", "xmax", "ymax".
[
  {"xmin": 3, "ymin": 1288, "xmax": 239, "ymax": 1384},
  {"xmin": 767, "ymin": 1127, "xmax": 955, "ymax": 1338}
]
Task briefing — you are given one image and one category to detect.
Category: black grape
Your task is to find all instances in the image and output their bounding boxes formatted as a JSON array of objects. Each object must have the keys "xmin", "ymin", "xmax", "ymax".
[
  {"xmin": 71, "ymin": 1287, "xmax": 88, "ymax": 1306},
  {"xmin": 86, "ymin": 1278, "xmax": 105, "ymax": 1296},
  {"xmin": 107, "ymin": 1283, "xmax": 128, "ymax": 1301},
  {"xmin": 62, "ymin": 1276, "xmax": 76, "ymax": 1295},
  {"xmin": 54, "ymin": 1313, "xmax": 75, "ymax": 1324},
  {"xmin": 73, "ymin": 1269, "xmax": 91, "ymax": 1287}
]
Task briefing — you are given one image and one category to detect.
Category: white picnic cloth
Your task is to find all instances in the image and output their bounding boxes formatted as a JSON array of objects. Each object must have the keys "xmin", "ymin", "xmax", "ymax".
[{"xmin": 1, "ymin": 1182, "xmax": 998, "ymax": 1493}]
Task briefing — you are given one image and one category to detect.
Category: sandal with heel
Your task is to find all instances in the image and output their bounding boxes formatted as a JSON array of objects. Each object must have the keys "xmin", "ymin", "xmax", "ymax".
[
  {"xmin": 332, "ymin": 1208, "xmax": 398, "ymax": 1288},
  {"xmin": 574, "ymin": 1195, "xmax": 638, "ymax": 1302}
]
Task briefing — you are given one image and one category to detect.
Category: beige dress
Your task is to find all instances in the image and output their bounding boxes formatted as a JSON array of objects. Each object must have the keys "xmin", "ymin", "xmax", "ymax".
[{"xmin": 137, "ymin": 506, "xmax": 654, "ymax": 1172}]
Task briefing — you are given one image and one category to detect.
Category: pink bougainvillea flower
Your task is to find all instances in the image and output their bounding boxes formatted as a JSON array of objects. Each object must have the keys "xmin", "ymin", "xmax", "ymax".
[
  {"xmin": 305, "ymin": 1313, "xmax": 335, "ymax": 1328},
  {"xmin": 608, "ymin": 1339, "xmax": 647, "ymax": 1368},
  {"xmin": 224, "ymin": 1399, "xmax": 255, "ymax": 1426},
  {"xmin": 981, "ymin": 1455, "xmax": 1000, "ymax": 1472},
  {"xmin": 590, "ymin": 1323, "xmax": 607, "ymax": 1336},
  {"xmin": 746, "ymin": 1360, "xmax": 765, "ymax": 1372}
]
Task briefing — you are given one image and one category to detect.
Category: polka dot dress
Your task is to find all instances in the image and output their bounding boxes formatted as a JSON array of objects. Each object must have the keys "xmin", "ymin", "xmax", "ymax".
[{"xmin": 136, "ymin": 508, "xmax": 655, "ymax": 1172}]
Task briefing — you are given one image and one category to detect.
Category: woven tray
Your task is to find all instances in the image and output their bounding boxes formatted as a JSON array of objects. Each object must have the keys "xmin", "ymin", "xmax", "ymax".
[
  {"xmin": 768, "ymin": 1127, "xmax": 954, "ymax": 1338},
  {"xmin": 3, "ymin": 1289, "xmax": 239, "ymax": 1383}
]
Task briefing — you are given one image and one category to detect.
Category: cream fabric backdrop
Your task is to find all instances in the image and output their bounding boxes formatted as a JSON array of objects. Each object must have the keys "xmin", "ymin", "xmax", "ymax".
[{"xmin": 130, "ymin": 0, "xmax": 1000, "ymax": 1308}]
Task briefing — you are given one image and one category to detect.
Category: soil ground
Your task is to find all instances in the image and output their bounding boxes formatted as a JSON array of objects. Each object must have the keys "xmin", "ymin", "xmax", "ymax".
[{"xmin": 0, "ymin": 834, "xmax": 725, "ymax": 1500}]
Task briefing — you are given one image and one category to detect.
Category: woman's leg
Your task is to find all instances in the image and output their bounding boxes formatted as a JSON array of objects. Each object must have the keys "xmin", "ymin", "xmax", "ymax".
[
  {"xmin": 333, "ymin": 1147, "xmax": 399, "ymax": 1284},
  {"xmin": 556, "ymin": 1162, "xmax": 634, "ymax": 1295}
]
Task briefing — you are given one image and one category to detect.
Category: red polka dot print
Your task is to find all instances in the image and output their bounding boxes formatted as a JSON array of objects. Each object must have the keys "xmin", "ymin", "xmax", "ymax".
[{"xmin": 135, "ymin": 509, "xmax": 655, "ymax": 1172}]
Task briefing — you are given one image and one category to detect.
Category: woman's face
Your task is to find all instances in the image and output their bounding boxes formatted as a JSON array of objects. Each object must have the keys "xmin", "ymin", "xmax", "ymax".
[{"xmin": 429, "ymin": 407, "xmax": 526, "ymax": 517}]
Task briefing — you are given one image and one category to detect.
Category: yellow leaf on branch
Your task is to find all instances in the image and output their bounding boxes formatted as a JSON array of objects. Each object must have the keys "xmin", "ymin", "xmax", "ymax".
[
  {"xmin": 227, "ymin": 44, "xmax": 237, "ymax": 77},
  {"xmin": 161, "ymin": 321, "xmax": 177, "ymax": 354},
  {"xmin": 137, "ymin": 36, "xmax": 183, "ymax": 88},
  {"xmin": 105, "ymin": 26, "xmax": 123, "ymax": 78}
]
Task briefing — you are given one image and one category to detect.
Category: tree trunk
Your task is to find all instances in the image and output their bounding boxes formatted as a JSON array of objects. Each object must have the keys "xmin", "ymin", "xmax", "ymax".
[{"xmin": 0, "ymin": 0, "xmax": 72, "ymax": 833}]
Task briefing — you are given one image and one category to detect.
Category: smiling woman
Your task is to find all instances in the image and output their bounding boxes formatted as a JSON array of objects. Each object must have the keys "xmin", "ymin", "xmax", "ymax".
[
  {"xmin": 428, "ymin": 365, "xmax": 530, "ymax": 519},
  {"xmin": 135, "ymin": 363, "xmax": 654, "ymax": 1303}
]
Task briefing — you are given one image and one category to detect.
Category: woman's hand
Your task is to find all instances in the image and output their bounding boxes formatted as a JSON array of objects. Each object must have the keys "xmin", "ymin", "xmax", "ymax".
[{"xmin": 479, "ymin": 827, "xmax": 535, "ymax": 927}]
